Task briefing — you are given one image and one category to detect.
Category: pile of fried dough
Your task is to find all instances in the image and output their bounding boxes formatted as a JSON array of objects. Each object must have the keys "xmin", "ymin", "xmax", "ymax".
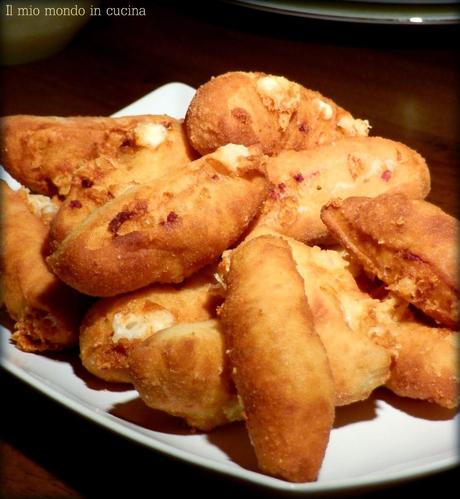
[{"xmin": 1, "ymin": 71, "xmax": 458, "ymax": 483}]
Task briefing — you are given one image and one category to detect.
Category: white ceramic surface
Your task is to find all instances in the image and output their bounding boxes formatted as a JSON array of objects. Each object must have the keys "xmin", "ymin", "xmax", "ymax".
[{"xmin": 1, "ymin": 82, "xmax": 458, "ymax": 493}]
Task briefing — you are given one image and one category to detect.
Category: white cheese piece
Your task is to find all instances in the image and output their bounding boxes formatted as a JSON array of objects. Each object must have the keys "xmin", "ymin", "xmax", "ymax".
[
  {"xmin": 134, "ymin": 122, "xmax": 168, "ymax": 149},
  {"xmin": 112, "ymin": 309, "xmax": 175, "ymax": 343},
  {"xmin": 314, "ymin": 98, "xmax": 333, "ymax": 120}
]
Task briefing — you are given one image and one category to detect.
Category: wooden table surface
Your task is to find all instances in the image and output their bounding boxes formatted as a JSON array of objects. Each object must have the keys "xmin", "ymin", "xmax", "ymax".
[{"xmin": 1, "ymin": 1, "xmax": 459, "ymax": 497}]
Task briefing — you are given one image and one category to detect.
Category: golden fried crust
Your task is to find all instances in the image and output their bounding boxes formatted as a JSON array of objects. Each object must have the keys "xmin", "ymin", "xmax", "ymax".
[
  {"xmin": 185, "ymin": 71, "xmax": 369, "ymax": 156},
  {"xmin": 0, "ymin": 114, "xmax": 191, "ymax": 196},
  {"xmin": 244, "ymin": 227, "xmax": 391, "ymax": 406},
  {"xmin": 385, "ymin": 321, "xmax": 458, "ymax": 409},
  {"xmin": 79, "ymin": 266, "xmax": 222, "ymax": 382},
  {"xmin": 321, "ymin": 193, "xmax": 459, "ymax": 328},
  {"xmin": 128, "ymin": 320, "xmax": 242, "ymax": 431},
  {"xmin": 253, "ymin": 136, "xmax": 430, "ymax": 244},
  {"xmin": 0, "ymin": 182, "xmax": 82, "ymax": 352},
  {"xmin": 48, "ymin": 145, "xmax": 269, "ymax": 297},
  {"xmin": 220, "ymin": 235, "xmax": 335, "ymax": 483},
  {"xmin": 50, "ymin": 116, "xmax": 195, "ymax": 245}
]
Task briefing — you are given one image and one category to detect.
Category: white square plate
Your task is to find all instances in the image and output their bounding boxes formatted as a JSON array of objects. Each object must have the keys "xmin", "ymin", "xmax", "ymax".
[{"xmin": 1, "ymin": 82, "xmax": 458, "ymax": 494}]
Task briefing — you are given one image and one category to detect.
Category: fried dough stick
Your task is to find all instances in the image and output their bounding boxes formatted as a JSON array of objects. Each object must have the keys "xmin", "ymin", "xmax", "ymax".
[
  {"xmin": 0, "ymin": 182, "xmax": 82, "ymax": 352},
  {"xmin": 253, "ymin": 136, "xmax": 430, "ymax": 244},
  {"xmin": 283, "ymin": 241, "xmax": 392, "ymax": 405},
  {"xmin": 185, "ymin": 71, "xmax": 369, "ymax": 156},
  {"xmin": 50, "ymin": 115, "xmax": 194, "ymax": 245},
  {"xmin": 321, "ymin": 193, "xmax": 459, "ymax": 328},
  {"xmin": 79, "ymin": 266, "xmax": 222, "ymax": 383},
  {"xmin": 48, "ymin": 144, "xmax": 268, "ymax": 297},
  {"xmin": 329, "ymin": 280, "xmax": 459, "ymax": 409},
  {"xmin": 239, "ymin": 227, "xmax": 392, "ymax": 406},
  {"xmin": 383, "ymin": 321, "xmax": 459, "ymax": 409},
  {"xmin": 128, "ymin": 320, "xmax": 242, "ymax": 431},
  {"xmin": 128, "ymin": 242, "xmax": 456, "ymax": 429},
  {"xmin": 220, "ymin": 235, "xmax": 335, "ymax": 482},
  {"xmin": 0, "ymin": 114, "xmax": 194, "ymax": 196}
]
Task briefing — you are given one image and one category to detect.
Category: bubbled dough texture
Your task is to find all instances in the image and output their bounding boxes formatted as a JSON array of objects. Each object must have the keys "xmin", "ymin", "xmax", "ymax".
[
  {"xmin": 221, "ymin": 235, "xmax": 335, "ymax": 482},
  {"xmin": 48, "ymin": 149, "xmax": 269, "ymax": 296},
  {"xmin": 253, "ymin": 136, "xmax": 431, "ymax": 244},
  {"xmin": 185, "ymin": 71, "xmax": 369, "ymax": 156}
]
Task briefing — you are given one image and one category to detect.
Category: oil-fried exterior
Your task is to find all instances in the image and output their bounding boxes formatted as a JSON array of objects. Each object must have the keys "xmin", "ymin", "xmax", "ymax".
[
  {"xmin": 0, "ymin": 182, "xmax": 82, "ymax": 352},
  {"xmin": 128, "ymin": 319, "xmax": 242, "ymax": 431},
  {"xmin": 383, "ymin": 320, "xmax": 459, "ymax": 408},
  {"xmin": 293, "ymin": 242, "xmax": 458, "ymax": 409},
  {"xmin": 0, "ymin": 114, "xmax": 194, "ymax": 196},
  {"xmin": 321, "ymin": 193, "xmax": 459, "ymax": 328},
  {"xmin": 47, "ymin": 145, "xmax": 269, "ymax": 297},
  {"xmin": 185, "ymin": 71, "xmax": 369, "ymax": 156},
  {"xmin": 340, "ymin": 293, "xmax": 459, "ymax": 409},
  {"xmin": 241, "ymin": 227, "xmax": 392, "ymax": 406},
  {"xmin": 222, "ymin": 228, "xmax": 457, "ymax": 410},
  {"xmin": 220, "ymin": 235, "xmax": 335, "ymax": 483},
  {"xmin": 253, "ymin": 136, "xmax": 430, "ymax": 244},
  {"xmin": 284, "ymin": 243, "xmax": 391, "ymax": 404},
  {"xmin": 50, "ymin": 116, "xmax": 194, "ymax": 246},
  {"xmin": 79, "ymin": 266, "xmax": 222, "ymax": 383}
]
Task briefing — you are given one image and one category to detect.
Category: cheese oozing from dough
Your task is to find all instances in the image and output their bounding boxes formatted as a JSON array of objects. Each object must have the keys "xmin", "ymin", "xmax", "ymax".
[
  {"xmin": 337, "ymin": 115, "xmax": 371, "ymax": 137},
  {"xmin": 134, "ymin": 122, "xmax": 168, "ymax": 149},
  {"xmin": 212, "ymin": 144, "xmax": 250, "ymax": 171},
  {"xmin": 314, "ymin": 98, "xmax": 333, "ymax": 120},
  {"xmin": 112, "ymin": 309, "xmax": 176, "ymax": 343},
  {"xmin": 25, "ymin": 191, "xmax": 58, "ymax": 220}
]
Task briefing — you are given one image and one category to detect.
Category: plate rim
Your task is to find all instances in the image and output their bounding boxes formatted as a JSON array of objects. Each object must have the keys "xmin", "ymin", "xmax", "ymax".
[
  {"xmin": 2, "ymin": 355, "xmax": 458, "ymax": 494},
  {"xmin": 224, "ymin": 0, "xmax": 460, "ymax": 24}
]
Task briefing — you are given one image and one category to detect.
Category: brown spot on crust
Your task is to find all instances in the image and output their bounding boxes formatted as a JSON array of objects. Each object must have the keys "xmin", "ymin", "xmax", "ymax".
[
  {"xmin": 231, "ymin": 107, "xmax": 251, "ymax": 125},
  {"xmin": 80, "ymin": 177, "xmax": 94, "ymax": 188},
  {"xmin": 268, "ymin": 182, "xmax": 288, "ymax": 201},
  {"xmin": 69, "ymin": 199, "xmax": 82, "ymax": 209},
  {"xmin": 160, "ymin": 211, "xmax": 179, "ymax": 227},
  {"xmin": 167, "ymin": 211, "xmax": 178, "ymax": 223},
  {"xmin": 108, "ymin": 200, "xmax": 148, "ymax": 235},
  {"xmin": 298, "ymin": 123, "xmax": 309, "ymax": 133},
  {"xmin": 120, "ymin": 136, "xmax": 134, "ymax": 148},
  {"xmin": 400, "ymin": 250, "xmax": 424, "ymax": 263},
  {"xmin": 293, "ymin": 173, "xmax": 304, "ymax": 183},
  {"xmin": 108, "ymin": 210, "xmax": 135, "ymax": 234},
  {"xmin": 347, "ymin": 154, "xmax": 365, "ymax": 180},
  {"xmin": 268, "ymin": 187, "xmax": 280, "ymax": 200},
  {"xmin": 161, "ymin": 120, "xmax": 173, "ymax": 130},
  {"xmin": 381, "ymin": 169, "xmax": 392, "ymax": 182}
]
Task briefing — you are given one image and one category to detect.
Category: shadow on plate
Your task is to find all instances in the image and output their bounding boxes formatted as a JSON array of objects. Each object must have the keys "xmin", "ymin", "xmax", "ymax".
[
  {"xmin": 109, "ymin": 396, "xmax": 192, "ymax": 435},
  {"xmin": 67, "ymin": 354, "xmax": 133, "ymax": 392},
  {"xmin": 38, "ymin": 348, "xmax": 132, "ymax": 393},
  {"xmin": 109, "ymin": 395, "xmax": 259, "ymax": 471},
  {"xmin": 0, "ymin": 309, "xmax": 16, "ymax": 331},
  {"xmin": 334, "ymin": 387, "xmax": 458, "ymax": 428},
  {"xmin": 207, "ymin": 421, "xmax": 259, "ymax": 472},
  {"xmin": 1, "ymin": 311, "xmax": 131, "ymax": 393},
  {"xmin": 374, "ymin": 387, "xmax": 458, "ymax": 421},
  {"xmin": 334, "ymin": 393, "xmax": 378, "ymax": 428}
]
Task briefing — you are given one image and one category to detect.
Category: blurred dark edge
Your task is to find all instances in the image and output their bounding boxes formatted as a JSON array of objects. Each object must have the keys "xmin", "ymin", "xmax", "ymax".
[{"xmin": 0, "ymin": 368, "xmax": 458, "ymax": 498}]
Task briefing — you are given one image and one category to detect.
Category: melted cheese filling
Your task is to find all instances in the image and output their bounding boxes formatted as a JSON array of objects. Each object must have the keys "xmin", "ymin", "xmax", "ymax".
[
  {"xmin": 112, "ymin": 309, "xmax": 175, "ymax": 343},
  {"xmin": 134, "ymin": 122, "xmax": 168, "ymax": 149}
]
